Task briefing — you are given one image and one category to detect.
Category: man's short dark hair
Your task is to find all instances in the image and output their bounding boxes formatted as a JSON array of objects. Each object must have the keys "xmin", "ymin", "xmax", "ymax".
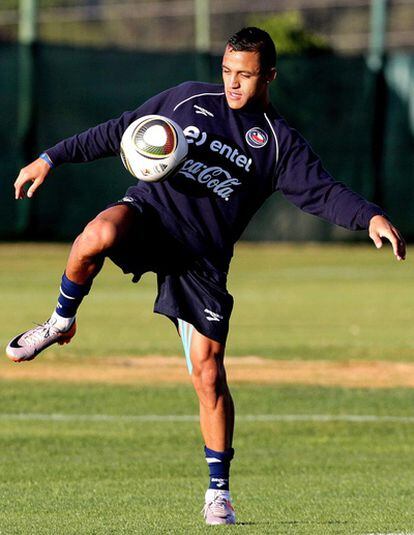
[{"xmin": 227, "ymin": 27, "xmax": 277, "ymax": 73}]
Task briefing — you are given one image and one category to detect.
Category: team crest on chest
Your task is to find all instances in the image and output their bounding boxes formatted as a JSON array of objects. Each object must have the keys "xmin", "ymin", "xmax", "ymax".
[{"xmin": 245, "ymin": 127, "xmax": 268, "ymax": 148}]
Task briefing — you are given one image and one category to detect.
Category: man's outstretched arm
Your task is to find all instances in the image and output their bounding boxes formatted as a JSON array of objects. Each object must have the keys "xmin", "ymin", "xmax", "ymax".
[
  {"xmin": 12, "ymin": 84, "xmax": 184, "ymax": 199},
  {"xmin": 276, "ymin": 130, "xmax": 406, "ymax": 261}
]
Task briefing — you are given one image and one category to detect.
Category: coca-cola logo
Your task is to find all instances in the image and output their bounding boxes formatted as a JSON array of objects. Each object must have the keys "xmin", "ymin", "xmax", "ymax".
[{"xmin": 177, "ymin": 159, "xmax": 242, "ymax": 202}]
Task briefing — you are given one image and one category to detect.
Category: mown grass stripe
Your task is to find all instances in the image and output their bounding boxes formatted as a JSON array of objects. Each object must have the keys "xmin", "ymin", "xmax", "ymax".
[{"xmin": 1, "ymin": 413, "xmax": 414, "ymax": 423}]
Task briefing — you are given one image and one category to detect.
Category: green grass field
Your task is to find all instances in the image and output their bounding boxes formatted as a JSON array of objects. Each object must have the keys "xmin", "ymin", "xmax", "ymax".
[
  {"xmin": 1, "ymin": 383, "xmax": 414, "ymax": 534},
  {"xmin": 0, "ymin": 242, "xmax": 412, "ymax": 360},
  {"xmin": 1, "ymin": 243, "xmax": 414, "ymax": 534}
]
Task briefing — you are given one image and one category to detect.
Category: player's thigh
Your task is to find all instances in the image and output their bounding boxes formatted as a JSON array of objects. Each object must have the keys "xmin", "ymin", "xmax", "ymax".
[
  {"xmin": 191, "ymin": 329, "xmax": 225, "ymax": 367},
  {"xmin": 179, "ymin": 321, "xmax": 225, "ymax": 377},
  {"xmin": 190, "ymin": 330, "xmax": 228, "ymax": 393}
]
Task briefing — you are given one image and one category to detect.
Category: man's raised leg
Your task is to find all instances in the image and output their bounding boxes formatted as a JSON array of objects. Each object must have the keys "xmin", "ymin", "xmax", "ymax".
[{"xmin": 6, "ymin": 204, "xmax": 136, "ymax": 362}]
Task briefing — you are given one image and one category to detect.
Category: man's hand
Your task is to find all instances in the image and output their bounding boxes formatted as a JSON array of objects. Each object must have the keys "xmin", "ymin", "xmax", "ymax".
[
  {"xmin": 14, "ymin": 158, "xmax": 52, "ymax": 200},
  {"xmin": 369, "ymin": 215, "xmax": 406, "ymax": 261}
]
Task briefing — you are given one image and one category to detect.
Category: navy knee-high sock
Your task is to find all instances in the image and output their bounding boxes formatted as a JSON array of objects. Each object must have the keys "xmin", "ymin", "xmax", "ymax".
[
  {"xmin": 205, "ymin": 446, "xmax": 234, "ymax": 491},
  {"xmin": 55, "ymin": 272, "xmax": 92, "ymax": 318}
]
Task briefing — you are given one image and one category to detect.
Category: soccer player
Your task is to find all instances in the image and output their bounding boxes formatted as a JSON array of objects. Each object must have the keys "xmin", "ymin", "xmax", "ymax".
[{"xmin": 6, "ymin": 27, "xmax": 405, "ymax": 525}]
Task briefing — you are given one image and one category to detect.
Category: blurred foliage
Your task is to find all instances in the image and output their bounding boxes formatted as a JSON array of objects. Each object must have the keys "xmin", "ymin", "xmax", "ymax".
[
  {"xmin": 250, "ymin": 11, "xmax": 331, "ymax": 56},
  {"xmin": 1, "ymin": 0, "xmax": 17, "ymax": 8}
]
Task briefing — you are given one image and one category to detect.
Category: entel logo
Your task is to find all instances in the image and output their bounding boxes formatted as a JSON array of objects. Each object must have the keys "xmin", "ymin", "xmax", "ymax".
[{"xmin": 183, "ymin": 126, "xmax": 252, "ymax": 172}]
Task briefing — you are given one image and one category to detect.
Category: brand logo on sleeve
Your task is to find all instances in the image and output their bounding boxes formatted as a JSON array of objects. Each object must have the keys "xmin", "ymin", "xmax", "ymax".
[
  {"xmin": 245, "ymin": 127, "xmax": 268, "ymax": 148},
  {"xmin": 120, "ymin": 196, "xmax": 135, "ymax": 203}
]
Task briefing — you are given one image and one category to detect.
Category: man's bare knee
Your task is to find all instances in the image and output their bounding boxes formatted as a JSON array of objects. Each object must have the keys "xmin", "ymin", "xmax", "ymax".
[
  {"xmin": 76, "ymin": 217, "xmax": 119, "ymax": 258},
  {"xmin": 192, "ymin": 351, "xmax": 227, "ymax": 409},
  {"xmin": 79, "ymin": 204, "xmax": 136, "ymax": 255},
  {"xmin": 80, "ymin": 219, "xmax": 115, "ymax": 255}
]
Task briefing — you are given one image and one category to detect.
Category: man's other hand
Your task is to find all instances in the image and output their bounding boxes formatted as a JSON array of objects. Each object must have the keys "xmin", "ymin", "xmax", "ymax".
[
  {"xmin": 369, "ymin": 215, "xmax": 406, "ymax": 261},
  {"xmin": 14, "ymin": 158, "xmax": 52, "ymax": 200}
]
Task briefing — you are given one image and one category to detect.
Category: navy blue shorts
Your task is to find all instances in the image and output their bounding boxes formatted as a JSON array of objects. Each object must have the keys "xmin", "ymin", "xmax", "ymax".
[{"xmin": 107, "ymin": 196, "xmax": 233, "ymax": 345}]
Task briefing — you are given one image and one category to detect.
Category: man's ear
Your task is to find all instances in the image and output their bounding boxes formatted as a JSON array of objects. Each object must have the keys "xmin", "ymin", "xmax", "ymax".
[{"xmin": 269, "ymin": 68, "xmax": 277, "ymax": 83}]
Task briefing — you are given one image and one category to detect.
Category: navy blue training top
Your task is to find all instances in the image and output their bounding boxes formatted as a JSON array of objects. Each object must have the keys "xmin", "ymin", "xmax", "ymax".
[{"xmin": 46, "ymin": 81, "xmax": 383, "ymax": 266}]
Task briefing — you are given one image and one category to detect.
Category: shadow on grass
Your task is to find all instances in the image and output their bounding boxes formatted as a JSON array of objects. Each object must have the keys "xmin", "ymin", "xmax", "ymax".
[
  {"xmin": 237, "ymin": 520, "xmax": 349, "ymax": 527},
  {"xmin": 280, "ymin": 520, "xmax": 349, "ymax": 526}
]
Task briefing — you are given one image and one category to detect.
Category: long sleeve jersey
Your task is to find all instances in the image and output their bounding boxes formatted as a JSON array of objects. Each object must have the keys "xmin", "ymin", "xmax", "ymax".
[{"xmin": 46, "ymin": 81, "xmax": 384, "ymax": 266}]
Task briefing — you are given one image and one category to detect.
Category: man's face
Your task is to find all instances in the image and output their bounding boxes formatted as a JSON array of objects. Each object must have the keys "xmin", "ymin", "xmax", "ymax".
[{"xmin": 222, "ymin": 45, "xmax": 275, "ymax": 110}]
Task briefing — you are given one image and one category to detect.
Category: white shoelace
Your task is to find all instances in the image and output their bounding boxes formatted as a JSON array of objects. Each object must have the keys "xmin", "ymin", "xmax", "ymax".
[
  {"xmin": 21, "ymin": 319, "xmax": 61, "ymax": 347},
  {"xmin": 202, "ymin": 494, "xmax": 229, "ymax": 518}
]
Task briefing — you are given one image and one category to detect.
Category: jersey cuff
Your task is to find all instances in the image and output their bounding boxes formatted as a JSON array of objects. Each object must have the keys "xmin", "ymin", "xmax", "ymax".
[
  {"xmin": 358, "ymin": 204, "xmax": 387, "ymax": 229},
  {"xmin": 39, "ymin": 152, "xmax": 54, "ymax": 168}
]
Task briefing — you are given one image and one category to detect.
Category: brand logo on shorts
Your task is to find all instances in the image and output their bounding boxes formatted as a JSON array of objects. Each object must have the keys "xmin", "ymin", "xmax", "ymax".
[
  {"xmin": 204, "ymin": 309, "xmax": 223, "ymax": 322},
  {"xmin": 245, "ymin": 127, "xmax": 268, "ymax": 148}
]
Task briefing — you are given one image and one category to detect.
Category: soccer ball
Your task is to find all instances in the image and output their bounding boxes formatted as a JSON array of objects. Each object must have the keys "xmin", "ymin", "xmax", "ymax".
[{"xmin": 120, "ymin": 115, "xmax": 188, "ymax": 182}]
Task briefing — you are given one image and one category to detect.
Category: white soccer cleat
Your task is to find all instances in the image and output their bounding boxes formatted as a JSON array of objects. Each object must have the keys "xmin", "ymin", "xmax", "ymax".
[
  {"xmin": 202, "ymin": 489, "xmax": 236, "ymax": 525},
  {"xmin": 6, "ymin": 318, "xmax": 76, "ymax": 362}
]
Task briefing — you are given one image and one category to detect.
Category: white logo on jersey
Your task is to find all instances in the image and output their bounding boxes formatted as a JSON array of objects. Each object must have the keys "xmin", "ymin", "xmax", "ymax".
[
  {"xmin": 178, "ymin": 160, "xmax": 242, "ymax": 201},
  {"xmin": 194, "ymin": 104, "xmax": 214, "ymax": 117},
  {"xmin": 184, "ymin": 125, "xmax": 208, "ymax": 146},
  {"xmin": 183, "ymin": 125, "xmax": 252, "ymax": 172},
  {"xmin": 204, "ymin": 309, "xmax": 223, "ymax": 322},
  {"xmin": 120, "ymin": 196, "xmax": 135, "ymax": 203}
]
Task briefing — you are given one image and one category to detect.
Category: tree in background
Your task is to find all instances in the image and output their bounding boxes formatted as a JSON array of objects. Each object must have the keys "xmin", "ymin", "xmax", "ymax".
[{"xmin": 250, "ymin": 11, "xmax": 331, "ymax": 55}]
